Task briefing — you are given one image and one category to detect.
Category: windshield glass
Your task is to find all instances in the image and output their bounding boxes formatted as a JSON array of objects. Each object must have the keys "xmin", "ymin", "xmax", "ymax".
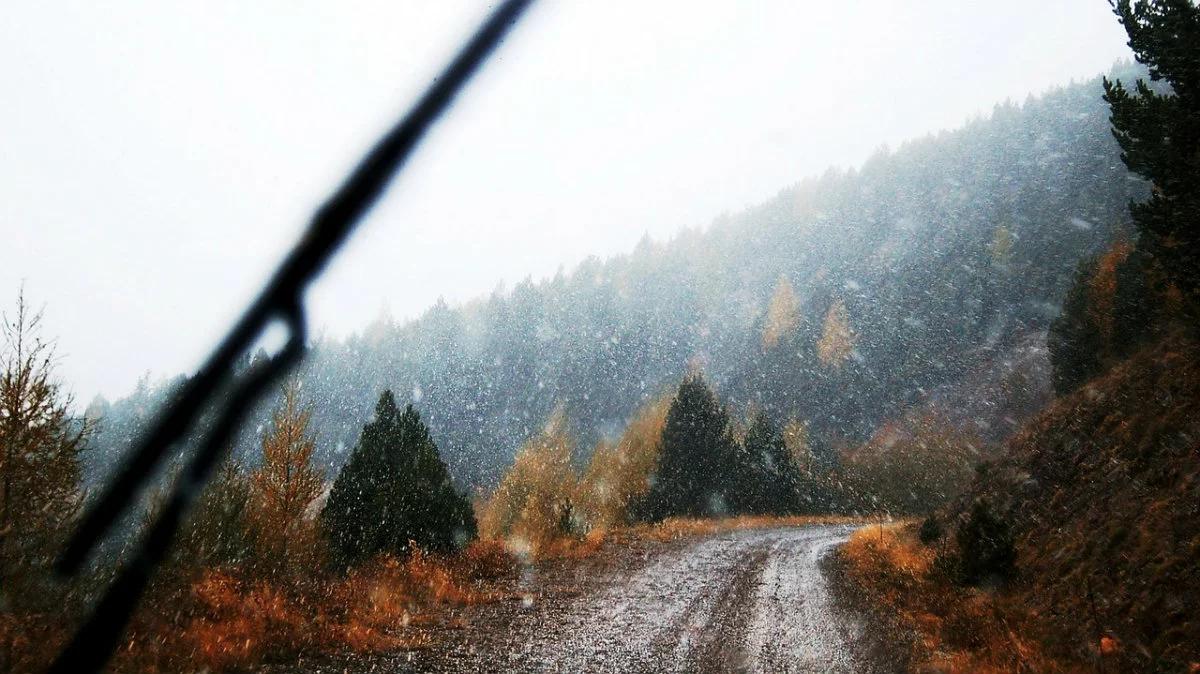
[{"xmin": 3, "ymin": 2, "xmax": 1197, "ymax": 673}]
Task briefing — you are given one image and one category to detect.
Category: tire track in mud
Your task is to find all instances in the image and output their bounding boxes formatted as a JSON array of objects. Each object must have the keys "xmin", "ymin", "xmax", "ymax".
[
  {"xmin": 672, "ymin": 542, "xmax": 770, "ymax": 672},
  {"xmin": 513, "ymin": 525, "xmax": 887, "ymax": 673},
  {"xmin": 740, "ymin": 532, "xmax": 884, "ymax": 672},
  {"xmin": 523, "ymin": 531, "xmax": 768, "ymax": 671}
]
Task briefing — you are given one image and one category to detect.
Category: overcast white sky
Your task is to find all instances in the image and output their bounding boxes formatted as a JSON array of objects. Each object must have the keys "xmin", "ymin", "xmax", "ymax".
[{"xmin": 2, "ymin": 1, "xmax": 1132, "ymax": 402}]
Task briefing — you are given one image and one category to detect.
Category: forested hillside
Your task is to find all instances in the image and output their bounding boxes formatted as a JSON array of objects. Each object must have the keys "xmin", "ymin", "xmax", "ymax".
[{"xmin": 87, "ymin": 66, "xmax": 1147, "ymax": 489}]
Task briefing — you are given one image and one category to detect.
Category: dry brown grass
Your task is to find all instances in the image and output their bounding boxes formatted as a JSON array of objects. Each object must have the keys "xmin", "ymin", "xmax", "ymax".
[
  {"xmin": 534, "ymin": 527, "xmax": 610, "ymax": 560},
  {"xmin": 839, "ymin": 523, "xmax": 1092, "ymax": 674},
  {"xmin": 100, "ymin": 540, "xmax": 519, "ymax": 673},
  {"xmin": 836, "ymin": 333, "xmax": 1200, "ymax": 674},
  {"xmin": 631, "ymin": 514, "xmax": 866, "ymax": 542},
  {"xmin": 927, "ymin": 331, "xmax": 1200, "ymax": 672}
]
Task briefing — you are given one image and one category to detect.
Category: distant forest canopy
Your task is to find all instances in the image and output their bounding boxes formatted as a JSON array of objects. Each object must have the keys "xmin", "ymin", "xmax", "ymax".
[{"xmin": 85, "ymin": 64, "xmax": 1149, "ymax": 489}]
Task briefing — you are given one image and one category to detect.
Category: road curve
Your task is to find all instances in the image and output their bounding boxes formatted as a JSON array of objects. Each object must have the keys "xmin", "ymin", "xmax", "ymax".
[{"xmin": 413, "ymin": 524, "xmax": 890, "ymax": 673}]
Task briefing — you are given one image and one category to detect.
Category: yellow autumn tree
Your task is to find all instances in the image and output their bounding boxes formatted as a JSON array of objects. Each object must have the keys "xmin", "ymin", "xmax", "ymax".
[
  {"xmin": 247, "ymin": 381, "xmax": 324, "ymax": 575},
  {"xmin": 478, "ymin": 406, "xmax": 577, "ymax": 555},
  {"xmin": 575, "ymin": 393, "xmax": 671, "ymax": 531},
  {"xmin": 1086, "ymin": 239, "xmax": 1134, "ymax": 345},
  {"xmin": 761, "ymin": 276, "xmax": 800, "ymax": 350},
  {"xmin": 782, "ymin": 417, "xmax": 813, "ymax": 474},
  {"xmin": 816, "ymin": 298, "xmax": 856, "ymax": 368},
  {"xmin": 989, "ymin": 224, "xmax": 1014, "ymax": 265}
]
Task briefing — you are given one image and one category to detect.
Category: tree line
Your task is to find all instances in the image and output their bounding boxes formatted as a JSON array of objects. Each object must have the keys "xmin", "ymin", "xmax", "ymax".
[
  {"xmin": 0, "ymin": 293, "xmax": 824, "ymax": 670},
  {"xmin": 635, "ymin": 373, "xmax": 806, "ymax": 521},
  {"xmin": 84, "ymin": 63, "xmax": 1150, "ymax": 494},
  {"xmin": 1049, "ymin": 0, "xmax": 1200, "ymax": 394}
]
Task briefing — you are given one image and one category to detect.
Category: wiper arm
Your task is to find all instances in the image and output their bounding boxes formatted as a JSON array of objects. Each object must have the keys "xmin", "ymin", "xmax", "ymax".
[{"xmin": 50, "ymin": 1, "xmax": 536, "ymax": 670}]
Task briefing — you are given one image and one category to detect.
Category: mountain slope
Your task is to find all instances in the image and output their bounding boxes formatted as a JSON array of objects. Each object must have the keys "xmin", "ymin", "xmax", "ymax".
[
  {"xmin": 953, "ymin": 331, "xmax": 1200, "ymax": 669},
  {"xmin": 89, "ymin": 66, "xmax": 1147, "ymax": 488}
]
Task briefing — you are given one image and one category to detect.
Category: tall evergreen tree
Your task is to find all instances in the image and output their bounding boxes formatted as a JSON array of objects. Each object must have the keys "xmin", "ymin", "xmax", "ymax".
[
  {"xmin": 1104, "ymin": 0, "xmax": 1200, "ymax": 306},
  {"xmin": 320, "ymin": 391, "xmax": 475, "ymax": 568},
  {"xmin": 1048, "ymin": 256, "xmax": 1106, "ymax": 394},
  {"xmin": 176, "ymin": 457, "xmax": 252, "ymax": 570},
  {"xmin": 0, "ymin": 293, "xmax": 86, "ymax": 609},
  {"xmin": 1050, "ymin": 242, "xmax": 1160, "ymax": 394},
  {"xmin": 637, "ymin": 373, "xmax": 738, "ymax": 521},
  {"xmin": 739, "ymin": 412, "xmax": 801, "ymax": 515}
]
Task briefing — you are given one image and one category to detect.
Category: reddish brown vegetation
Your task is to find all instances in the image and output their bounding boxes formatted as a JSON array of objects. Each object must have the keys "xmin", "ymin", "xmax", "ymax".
[
  {"xmin": 841, "ymin": 332, "xmax": 1200, "ymax": 673},
  {"xmin": 106, "ymin": 539, "xmax": 517, "ymax": 673},
  {"xmin": 839, "ymin": 523, "xmax": 1084, "ymax": 673},
  {"xmin": 1085, "ymin": 240, "xmax": 1134, "ymax": 344}
]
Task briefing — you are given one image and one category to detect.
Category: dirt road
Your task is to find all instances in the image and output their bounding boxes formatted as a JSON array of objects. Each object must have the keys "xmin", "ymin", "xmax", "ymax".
[{"xmin": 299, "ymin": 524, "xmax": 892, "ymax": 673}]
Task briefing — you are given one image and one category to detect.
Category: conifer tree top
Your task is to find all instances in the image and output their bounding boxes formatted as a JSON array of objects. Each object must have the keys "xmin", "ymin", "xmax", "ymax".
[{"xmin": 375, "ymin": 389, "xmax": 399, "ymax": 420}]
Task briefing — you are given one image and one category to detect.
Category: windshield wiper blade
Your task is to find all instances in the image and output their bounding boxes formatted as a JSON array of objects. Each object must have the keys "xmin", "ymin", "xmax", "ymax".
[{"xmin": 50, "ymin": 1, "xmax": 536, "ymax": 670}]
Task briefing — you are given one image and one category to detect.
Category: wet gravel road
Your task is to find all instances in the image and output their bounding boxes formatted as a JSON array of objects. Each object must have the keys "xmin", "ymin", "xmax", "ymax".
[{"xmin": 302, "ymin": 524, "xmax": 892, "ymax": 673}]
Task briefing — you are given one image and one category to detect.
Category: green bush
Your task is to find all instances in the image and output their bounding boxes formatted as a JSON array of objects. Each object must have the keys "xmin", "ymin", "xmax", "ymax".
[
  {"xmin": 956, "ymin": 500, "xmax": 1015, "ymax": 586},
  {"xmin": 918, "ymin": 514, "xmax": 943, "ymax": 545}
]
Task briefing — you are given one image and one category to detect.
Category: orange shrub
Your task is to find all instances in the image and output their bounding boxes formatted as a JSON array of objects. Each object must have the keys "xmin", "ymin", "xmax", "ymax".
[
  {"xmin": 185, "ymin": 571, "xmax": 310, "ymax": 670},
  {"xmin": 574, "ymin": 394, "xmax": 670, "ymax": 531},
  {"xmin": 454, "ymin": 539, "xmax": 518, "ymax": 580},
  {"xmin": 105, "ymin": 537, "xmax": 514, "ymax": 671},
  {"xmin": 477, "ymin": 407, "xmax": 578, "ymax": 554},
  {"xmin": 330, "ymin": 549, "xmax": 498, "ymax": 637}
]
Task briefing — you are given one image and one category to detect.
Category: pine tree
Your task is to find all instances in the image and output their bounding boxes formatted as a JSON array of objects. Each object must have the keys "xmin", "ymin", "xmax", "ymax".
[
  {"xmin": 321, "ymin": 391, "xmax": 475, "ymax": 568},
  {"xmin": 1049, "ymin": 256, "xmax": 1106, "ymax": 394},
  {"xmin": 956, "ymin": 500, "xmax": 1015, "ymax": 586},
  {"xmin": 247, "ymin": 381, "xmax": 324, "ymax": 574},
  {"xmin": 637, "ymin": 373, "xmax": 738, "ymax": 521},
  {"xmin": 739, "ymin": 412, "xmax": 801, "ymax": 515},
  {"xmin": 160, "ymin": 455, "xmax": 252, "ymax": 572},
  {"xmin": 1104, "ymin": 0, "xmax": 1200, "ymax": 306}
]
